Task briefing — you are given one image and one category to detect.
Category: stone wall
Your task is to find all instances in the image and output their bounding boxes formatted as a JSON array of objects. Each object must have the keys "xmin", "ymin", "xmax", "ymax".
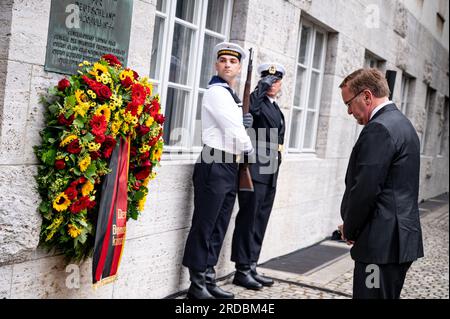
[{"xmin": 0, "ymin": 0, "xmax": 448, "ymax": 298}]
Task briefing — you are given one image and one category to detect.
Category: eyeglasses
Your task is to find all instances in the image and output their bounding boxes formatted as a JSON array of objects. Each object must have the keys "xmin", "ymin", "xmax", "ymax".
[{"xmin": 344, "ymin": 89, "xmax": 366, "ymax": 108}]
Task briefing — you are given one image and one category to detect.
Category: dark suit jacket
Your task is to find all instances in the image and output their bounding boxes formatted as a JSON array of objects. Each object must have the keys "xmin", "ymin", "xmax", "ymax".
[
  {"xmin": 341, "ymin": 103, "xmax": 424, "ymax": 264},
  {"xmin": 248, "ymin": 82, "xmax": 285, "ymax": 187}
]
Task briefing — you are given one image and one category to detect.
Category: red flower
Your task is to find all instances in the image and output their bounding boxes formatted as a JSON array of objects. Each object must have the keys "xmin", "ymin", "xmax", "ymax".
[
  {"xmin": 141, "ymin": 160, "xmax": 152, "ymax": 167},
  {"xmin": 54, "ymin": 159, "xmax": 66, "ymax": 170},
  {"xmin": 125, "ymin": 102, "xmax": 139, "ymax": 116},
  {"xmin": 132, "ymin": 181, "xmax": 141, "ymax": 190},
  {"xmin": 140, "ymin": 151, "xmax": 150, "ymax": 161},
  {"xmin": 133, "ymin": 70, "xmax": 139, "ymax": 80},
  {"xmin": 69, "ymin": 200, "xmax": 84, "ymax": 214},
  {"xmin": 67, "ymin": 139, "xmax": 81, "ymax": 154},
  {"xmin": 130, "ymin": 146, "xmax": 137, "ymax": 157},
  {"xmin": 102, "ymin": 135, "xmax": 117, "ymax": 158},
  {"xmin": 90, "ymin": 115, "xmax": 107, "ymax": 136},
  {"xmin": 151, "ymin": 98, "xmax": 161, "ymax": 113},
  {"xmin": 102, "ymin": 54, "xmax": 122, "ymax": 66},
  {"xmin": 64, "ymin": 187, "xmax": 78, "ymax": 201},
  {"xmin": 154, "ymin": 113, "xmax": 165, "ymax": 124},
  {"xmin": 57, "ymin": 78, "xmax": 70, "ymax": 91},
  {"xmin": 131, "ymin": 83, "xmax": 146, "ymax": 106},
  {"xmin": 90, "ymin": 151, "xmax": 101, "ymax": 160},
  {"xmin": 70, "ymin": 177, "xmax": 87, "ymax": 188},
  {"xmin": 136, "ymin": 125, "xmax": 150, "ymax": 136},
  {"xmin": 121, "ymin": 76, "xmax": 133, "ymax": 89},
  {"xmin": 94, "ymin": 134, "xmax": 105, "ymax": 144},
  {"xmin": 134, "ymin": 167, "xmax": 150, "ymax": 180},
  {"xmin": 97, "ymin": 85, "xmax": 112, "ymax": 101},
  {"xmin": 57, "ymin": 114, "xmax": 74, "ymax": 126}
]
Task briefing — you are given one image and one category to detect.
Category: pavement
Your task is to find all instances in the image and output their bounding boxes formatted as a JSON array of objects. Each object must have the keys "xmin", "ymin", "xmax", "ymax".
[{"xmin": 176, "ymin": 193, "xmax": 449, "ymax": 299}]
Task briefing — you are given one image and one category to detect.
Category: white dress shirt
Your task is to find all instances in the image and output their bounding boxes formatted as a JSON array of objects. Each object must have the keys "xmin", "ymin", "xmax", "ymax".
[
  {"xmin": 202, "ymin": 85, "xmax": 254, "ymax": 155},
  {"xmin": 370, "ymin": 100, "xmax": 392, "ymax": 120}
]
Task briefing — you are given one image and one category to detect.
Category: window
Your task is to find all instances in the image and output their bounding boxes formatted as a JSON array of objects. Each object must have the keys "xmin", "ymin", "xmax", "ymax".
[
  {"xmin": 149, "ymin": 0, "xmax": 233, "ymax": 151},
  {"xmin": 400, "ymin": 73, "xmax": 415, "ymax": 118},
  {"xmin": 288, "ymin": 19, "xmax": 327, "ymax": 152},
  {"xmin": 364, "ymin": 51, "xmax": 385, "ymax": 71},
  {"xmin": 438, "ymin": 97, "xmax": 449, "ymax": 156},
  {"xmin": 421, "ymin": 87, "xmax": 436, "ymax": 154}
]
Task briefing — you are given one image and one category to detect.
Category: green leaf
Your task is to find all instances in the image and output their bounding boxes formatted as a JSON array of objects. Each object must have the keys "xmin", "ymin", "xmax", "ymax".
[
  {"xmin": 41, "ymin": 149, "xmax": 56, "ymax": 166},
  {"xmin": 133, "ymin": 191, "xmax": 146, "ymax": 201},
  {"xmin": 73, "ymin": 116, "xmax": 85, "ymax": 129},
  {"xmin": 81, "ymin": 133, "xmax": 94, "ymax": 144},
  {"xmin": 64, "ymin": 95, "xmax": 76, "ymax": 109},
  {"xmin": 83, "ymin": 163, "xmax": 96, "ymax": 179},
  {"xmin": 48, "ymin": 104, "xmax": 60, "ymax": 115}
]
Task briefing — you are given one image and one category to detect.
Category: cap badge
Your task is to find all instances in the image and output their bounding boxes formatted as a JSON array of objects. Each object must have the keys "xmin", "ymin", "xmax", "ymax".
[{"xmin": 268, "ymin": 65, "xmax": 277, "ymax": 75}]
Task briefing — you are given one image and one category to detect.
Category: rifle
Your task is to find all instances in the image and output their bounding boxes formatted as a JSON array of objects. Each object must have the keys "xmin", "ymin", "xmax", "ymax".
[{"xmin": 239, "ymin": 48, "xmax": 254, "ymax": 192}]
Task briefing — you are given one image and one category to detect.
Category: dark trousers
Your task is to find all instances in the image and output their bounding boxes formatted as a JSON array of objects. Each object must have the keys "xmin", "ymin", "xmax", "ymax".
[
  {"xmin": 231, "ymin": 181, "xmax": 277, "ymax": 264},
  {"xmin": 353, "ymin": 261, "xmax": 413, "ymax": 299},
  {"xmin": 182, "ymin": 153, "xmax": 238, "ymax": 271}
]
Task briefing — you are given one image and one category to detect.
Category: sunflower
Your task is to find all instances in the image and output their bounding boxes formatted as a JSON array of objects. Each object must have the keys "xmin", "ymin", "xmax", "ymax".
[
  {"xmin": 60, "ymin": 134, "xmax": 78, "ymax": 147},
  {"xmin": 81, "ymin": 180, "xmax": 94, "ymax": 196},
  {"xmin": 88, "ymin": 142, "xmax": 101, "ymax": 152},
  {"xmin": 78, "ymin": 155, "xmax": 91, "ymax": 172},
  {"xmin": 88, "ymin": 62, "xmax": 109, "ymax": 77},
  {"xmin": 75, "ymin": 89, "xmax": 89, "ymax": 104},
  {"xmin": 53, "ymin": 193, "xmax": 71, "ymax": 212},
  {"xmin": 67, "ymin": 224, "xmax": 82, "ymax": 238},
  {"xmin": 152, "ymin": 148, "xmax": 163, "ymax": 162},
  {"xmin": 95, "ymin": 104, "xmax": 111, "ymax": 122}
]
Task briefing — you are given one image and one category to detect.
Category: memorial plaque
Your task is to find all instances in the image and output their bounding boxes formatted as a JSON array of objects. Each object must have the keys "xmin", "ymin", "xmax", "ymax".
[{"xmin": 45, "ymin": 0, "xmax": 133, "ymax": 75}]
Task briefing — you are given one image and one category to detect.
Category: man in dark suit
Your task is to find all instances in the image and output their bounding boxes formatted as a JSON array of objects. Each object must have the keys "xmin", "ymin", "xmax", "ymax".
[
  {"xmin": 231, "ymin": 63, "xmax": 286, "ymax": 290},
  {"xmin": 339, "ymin": 68, "xmax": 424, "ymax": 299}
]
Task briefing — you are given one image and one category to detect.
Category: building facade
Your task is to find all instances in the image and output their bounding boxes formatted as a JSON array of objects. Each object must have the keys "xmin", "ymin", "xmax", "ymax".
[{"xmin": 0, "ymin": 0, "xmax": 448, "ymax": 298}]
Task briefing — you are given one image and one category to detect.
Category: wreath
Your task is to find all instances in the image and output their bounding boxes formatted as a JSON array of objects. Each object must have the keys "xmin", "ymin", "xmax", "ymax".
[{"xmin": 34, "ymin": 54, "xmax": 165, "ymax": 261}]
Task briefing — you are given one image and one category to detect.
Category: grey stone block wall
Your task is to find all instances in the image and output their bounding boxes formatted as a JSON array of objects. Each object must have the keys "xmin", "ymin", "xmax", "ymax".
[{"xmin": 0, "ymin": 0, "xmax": 448, "ymax": 298}]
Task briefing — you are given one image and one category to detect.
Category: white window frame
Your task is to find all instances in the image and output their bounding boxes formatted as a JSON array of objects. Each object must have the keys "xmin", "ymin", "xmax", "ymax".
[
  {"xmin": 149, "ymin": 0, "xmax": 233, "ymax": 153},
  {"xmin": 288, "ymin": 19, "xmax": 327, "ymax": 153}
]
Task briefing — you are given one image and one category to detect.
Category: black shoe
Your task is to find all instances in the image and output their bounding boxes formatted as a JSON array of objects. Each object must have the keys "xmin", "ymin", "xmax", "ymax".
[
  {"xmin": 250, "ymin": 262, "xmax": 274, "ymax": 287},
  {"xmin": 187, "ymin": 269, "xmax": 215, "ymax": 299},
  {"xmin": 233, "ymin": 264, "xmax": 263, "ymax": 290},
  {"xmin": 205, "ymin": 267, "xmax": 234, "ymax": 299}
]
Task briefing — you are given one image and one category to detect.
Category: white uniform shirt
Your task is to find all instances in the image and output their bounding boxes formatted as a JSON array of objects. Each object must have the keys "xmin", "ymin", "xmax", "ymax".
[
  {"xmin": 202, "ymin": 85, "xmax": 254, "ymax": 155},
  {"xmin": 369, "ymin": 100, "xmax": 392, "ymax": 120}
]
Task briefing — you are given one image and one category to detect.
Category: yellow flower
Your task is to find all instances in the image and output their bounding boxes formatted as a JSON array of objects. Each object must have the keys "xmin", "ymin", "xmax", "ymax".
[
  {"xmin": 87, "ymin": 90, "xmax": 97, "ymax": 99},
  {"xmin": 145, "ymin": 116, "xmax": 154, "ymax": 127},
  {"xmin": 68, "ymin": 224, "xmax": 82, "ymax": 238},
  {"xmin": 45, "ymin": 215, "xmax": 64, "ymax": 241},
  {"xmin": 75, "ymin": 89, "xmax": 89, "ymax": 105},
  {"xmin": 83, "ymin": 61, "xmax": 91, "ymax": 66},
  {"xmin": 53, "ymin": 193, "xmax": 71, "ymax": 212},
  {"xmin": 142, "ymin": 177, "xmax": 150, "ymax": 187},
  {"xmin": 138, "ymin": 197, "xmax": 146, "ymax": 211},
  {"xmin": 96, "ymin": 75, "xmax": 102, "ymax": 83},
  {"xmin": 81, "ymin": 180, "xmax": 94, "ymax": 196},
  {"xmin": 89, "ymin": 62, "xmax": 109, "ymax": 77},
  {"xmin": 73, "ymin": 103, "xmax": 90, "ymax": 117},
  {"xmin": 139, "ymin": 144, "xmax": 150, "ymax": 153},
  {"xmin": 122, "ymin": 123, "xmax": 130, "ymax": 134},
  {"xmin": 152, "ymin": 148, "xmax": 163, "ymax": 161},
  {"xmin": 60, "ymin": 134, "xmax": 77, "ymax": 147},
  {"xmin": 119, "ymin": 69, "xmax": 134, "ymax": 81},
  {"xmin": 78, "ymin": 155, "xmax": 91, "ymax": 172},
  {"xmin": 88, "ymin": 142, "xmax": 101, "ymax": 152},
  {"xmin": 95, "ymin": 104, "xmax": 111, "ymax": 122},
  {"xmin": 111, "ymin": 120, "xmax": 122, "ymax": 136}
]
